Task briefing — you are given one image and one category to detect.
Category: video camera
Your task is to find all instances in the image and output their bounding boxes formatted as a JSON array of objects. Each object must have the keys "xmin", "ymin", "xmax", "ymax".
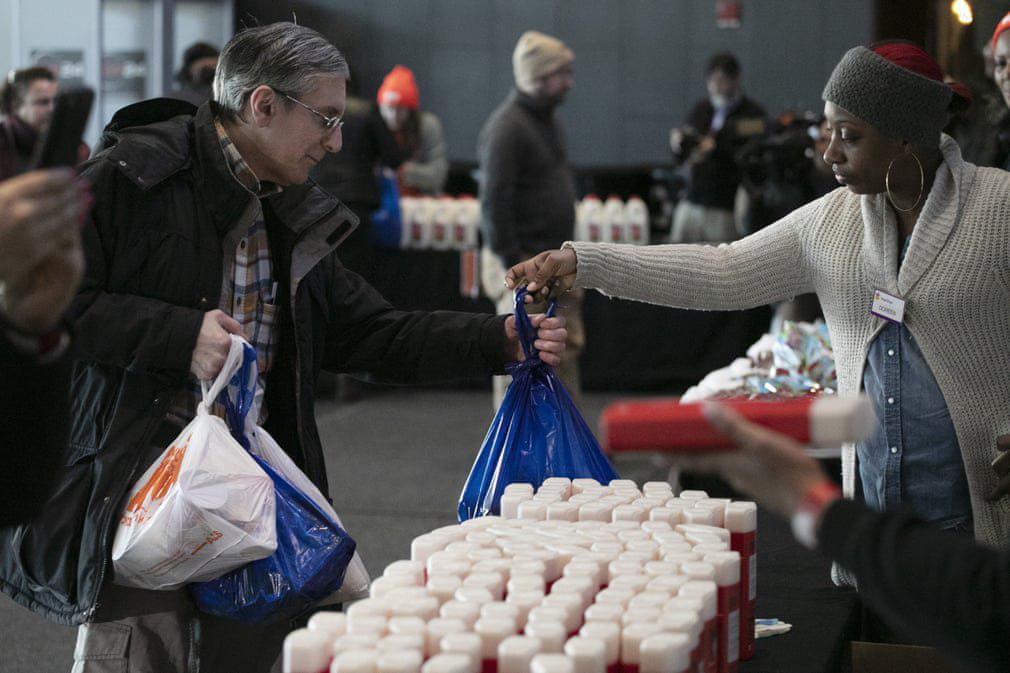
[{"xmin": 736, "ymin": 111, "xmax": 822, "ymax": 192}]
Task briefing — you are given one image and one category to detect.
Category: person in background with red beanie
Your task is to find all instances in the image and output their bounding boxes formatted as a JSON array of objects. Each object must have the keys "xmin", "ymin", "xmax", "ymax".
[
  {"xmin": 377, "ymin": 64, "xmax": 447, "ymax": 195},
  {"xmin": 945, "ymin": 16, "xmax": 1010, "ymax": 170},
  {"xmin": 986, "ymin": 12, "xmax": 1010, "ymax": 170},
  {"xmin": 984, "ymin": 11, "xmax": 1010, "ymax": 537},
  {"xmin": 992, "ymin": 13, "xmax": 1010, "ymax": 111},
  {"xmin": 509, "ymin": 41, "xmax": 1010, "ymax": 582}
]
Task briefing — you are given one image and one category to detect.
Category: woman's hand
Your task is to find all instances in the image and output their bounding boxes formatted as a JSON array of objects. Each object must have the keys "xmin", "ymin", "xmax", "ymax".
[{"xmin": 504, "ymin": 248, "xmax": 578, "ymax": 301}]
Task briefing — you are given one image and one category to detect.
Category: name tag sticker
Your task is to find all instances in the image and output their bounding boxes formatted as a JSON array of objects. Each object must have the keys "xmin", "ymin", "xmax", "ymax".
[{"xmin": 871, "ymin": 289, "xmax": 906, "ymax": 324}]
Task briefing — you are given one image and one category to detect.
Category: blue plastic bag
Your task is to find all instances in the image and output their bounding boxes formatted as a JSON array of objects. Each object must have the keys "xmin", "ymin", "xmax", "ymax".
[
  {"xmin": 458, "ymin": 287, "xmax": 618, "ymax": 521},
  {"xmin": 190, "ymin": 455, "xmax": 356, "ymax": 623},
  {"xmin": 190, "ymin": 343, "xmax": 357, "ymax": 624},
  {"xmin": 370, "ymin": 169, "xmax": 402, "ymax": 248}
]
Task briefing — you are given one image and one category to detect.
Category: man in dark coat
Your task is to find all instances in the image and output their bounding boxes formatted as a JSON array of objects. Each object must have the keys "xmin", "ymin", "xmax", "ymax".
[
  {"xmin": 478, "ymin": 30, "xmax": 583, "ymax": 409},
  {"xmin": 0, "ymin": 23, "xmax": 566, "ymax": 673}
]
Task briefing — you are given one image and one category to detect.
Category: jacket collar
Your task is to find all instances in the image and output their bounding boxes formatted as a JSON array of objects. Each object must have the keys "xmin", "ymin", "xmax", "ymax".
[
  {"xmin": 212, "ymin": 117, "xmax": 282, "ymax": 198},
  {"xmin": 100, "ymin": 99, "xmax": 357, "ymax": 255},
  {"xmin": 285, "ymin": 194, "xmax": 358, "ymax": 293},
  {"xmin": 513, "ymin": 89, "xmax": 557, "ymax": 119},
  {"xmin": 192, "ymin": 103, "xmax": 357, "ymax": 245},
  {"xmin": 861, "ymin": 134, "xmax": 975, "ymax": 298},
  {"xmin": 100, "ymin": 98, "xmax": 195, "ymax": 190},
  {"xmin": 192, "ymin": 103, "xmax": 261, "ymax": 237}
]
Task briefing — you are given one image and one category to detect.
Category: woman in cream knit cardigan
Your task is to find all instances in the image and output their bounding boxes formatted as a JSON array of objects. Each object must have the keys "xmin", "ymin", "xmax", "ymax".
[{"xmin": 507, "ymin": 43, "xmax": 1010, "ymax": 551}]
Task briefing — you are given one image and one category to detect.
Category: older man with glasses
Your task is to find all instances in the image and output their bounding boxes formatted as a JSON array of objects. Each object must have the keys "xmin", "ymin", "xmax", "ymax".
[{"xmin": 0, "ymin": 22, "xmax": 567, "ymax": 673}]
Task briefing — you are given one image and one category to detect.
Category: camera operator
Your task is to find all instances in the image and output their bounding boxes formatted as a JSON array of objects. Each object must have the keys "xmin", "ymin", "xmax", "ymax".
[
  {"xmin": 738, "ymin": 112, "xmax": 837, "ymax": 236},
  {"xmin": 171, "ymin": 41, "xmax": 219, "ymax": 107},
  {"xmin": 669, "ymin": 53, "xmax": 765, "ymax": 243},
  {"xmin": 735, "ymin": 112, "xmax": 835, "ymax": 324}
]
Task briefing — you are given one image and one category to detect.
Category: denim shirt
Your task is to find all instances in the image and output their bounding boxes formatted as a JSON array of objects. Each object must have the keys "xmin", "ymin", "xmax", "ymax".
[{"xmin": 857, "ymin": 239, "xmax": 972, "ymax": 529}]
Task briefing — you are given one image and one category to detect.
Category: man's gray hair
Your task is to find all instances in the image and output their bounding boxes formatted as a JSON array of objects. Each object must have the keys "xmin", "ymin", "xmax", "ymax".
[{"xmin": 213, "ymin": 22, "xmax": 349, "ymax": 120}]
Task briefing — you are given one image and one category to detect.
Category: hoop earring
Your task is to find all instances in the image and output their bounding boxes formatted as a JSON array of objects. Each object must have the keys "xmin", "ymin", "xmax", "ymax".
[{"xmin": 885, "ymin": 152, "xmax": 924, "ymax": 213}]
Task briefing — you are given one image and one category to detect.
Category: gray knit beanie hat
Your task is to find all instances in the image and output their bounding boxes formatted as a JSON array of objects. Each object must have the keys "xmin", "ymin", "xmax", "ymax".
[{"xmin": 822, "ymin": 45, "xmax": 962, "ymax": 148}]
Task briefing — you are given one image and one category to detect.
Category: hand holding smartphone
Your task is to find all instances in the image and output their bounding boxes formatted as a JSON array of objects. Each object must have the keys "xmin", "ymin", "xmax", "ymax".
[{"xmin": 29, "ymin": 86, "xmax": 94, "ymax": 170}]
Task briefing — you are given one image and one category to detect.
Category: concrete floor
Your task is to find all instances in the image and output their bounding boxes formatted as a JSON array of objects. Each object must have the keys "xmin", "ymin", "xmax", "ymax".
[{"xmin": 0, "ymin": 388, "xmax": 667, "ymax": 673}]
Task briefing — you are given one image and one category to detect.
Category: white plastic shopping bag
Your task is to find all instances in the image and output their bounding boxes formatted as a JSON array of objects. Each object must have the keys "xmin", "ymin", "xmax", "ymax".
[
  {"xmin": 111, "ymin": 336, "xmax": 278, "ymax": 590},
  {"xmin": 245, "ymin": 424, "xmax": 371, "ymax": 602},
  {"xmin": 222, "ymin": 341, "xmax": 371, "ymax": 603}
]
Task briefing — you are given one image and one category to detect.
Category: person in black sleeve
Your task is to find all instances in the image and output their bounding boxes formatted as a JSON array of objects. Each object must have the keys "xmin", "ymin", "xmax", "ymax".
[
  {"xmin": 681, "ymin": 403, "xmax": 1010, "ymax": 673},
  {"xmin": 0, "ymin": 167, "xmax": 89, "ymax": 525}
]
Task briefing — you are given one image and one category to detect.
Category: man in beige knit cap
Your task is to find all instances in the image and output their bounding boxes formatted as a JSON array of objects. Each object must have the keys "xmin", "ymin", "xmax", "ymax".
[{"xmin": 479, "ymin": 31, "xmax": 584, "ymax": 407}]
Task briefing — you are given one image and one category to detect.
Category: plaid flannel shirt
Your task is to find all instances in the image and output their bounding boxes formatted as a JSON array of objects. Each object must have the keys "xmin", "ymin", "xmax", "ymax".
[{"xmin": 167, "ymin": 119, "xmax": 282, "ymax": 427}]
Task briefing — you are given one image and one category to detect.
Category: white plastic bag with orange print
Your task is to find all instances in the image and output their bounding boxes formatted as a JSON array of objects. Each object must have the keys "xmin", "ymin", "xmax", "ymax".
[{"xmin": 110, "ymin": 337, "xmax": 277, "ymax": 590}]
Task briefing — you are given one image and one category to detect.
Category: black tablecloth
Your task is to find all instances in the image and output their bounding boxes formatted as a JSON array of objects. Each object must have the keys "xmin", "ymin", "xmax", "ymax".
[
  {"xmin": 366, "ymin": 248, "xmax": 493, "ymax": 314},
  {"xmin": 359, "ymin": 248, "xmax": 772, "ymax": 391},
  {"xmin": 743, "ymin": 513, "xmax": 861, "ymax": 673},
  {"xmin": 580, "ymin": 292, "xmax": 771, "ymax": 391}
]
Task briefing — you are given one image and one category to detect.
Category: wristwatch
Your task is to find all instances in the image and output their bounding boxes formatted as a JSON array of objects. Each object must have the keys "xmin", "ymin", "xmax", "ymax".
[{"xmin": 791, "ymin": 480, "xmax": 842, "ymax": 550}]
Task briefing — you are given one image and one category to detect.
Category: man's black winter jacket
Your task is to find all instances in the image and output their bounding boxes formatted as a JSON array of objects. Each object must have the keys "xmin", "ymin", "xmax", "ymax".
[{"xmin": 0, "ymin": 99, "xmax": 508, "ymax": 625}]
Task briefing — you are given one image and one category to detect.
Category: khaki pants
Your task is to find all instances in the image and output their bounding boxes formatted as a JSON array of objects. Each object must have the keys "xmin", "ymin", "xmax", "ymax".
[
  {"xmin": 481, "ymin": 248, "xmax": 585, "ymax": 409},
  {"xmin": 72, "ymin": 581, "xmax": 289, "ymax": 673},
  {"xmin": 670, "ymin": 201, "xmax": 737, "ymax": 243}
]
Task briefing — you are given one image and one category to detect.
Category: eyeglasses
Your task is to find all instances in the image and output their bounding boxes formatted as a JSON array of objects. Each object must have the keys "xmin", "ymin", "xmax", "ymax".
[{"xmin": 275, "ymin": 89, "xmax": 344, "ymax": 132}]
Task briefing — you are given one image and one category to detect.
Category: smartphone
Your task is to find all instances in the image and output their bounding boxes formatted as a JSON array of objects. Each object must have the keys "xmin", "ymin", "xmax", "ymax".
[{"xmin": 29, "ymin": 86, "xmax": 95, "ymax": 170}]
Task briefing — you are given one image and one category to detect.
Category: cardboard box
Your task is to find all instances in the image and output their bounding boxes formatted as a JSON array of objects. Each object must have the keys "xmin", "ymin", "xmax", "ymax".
[{"xmin": 851, "ymin": 641, "xmax": 967, "ymax": 673}]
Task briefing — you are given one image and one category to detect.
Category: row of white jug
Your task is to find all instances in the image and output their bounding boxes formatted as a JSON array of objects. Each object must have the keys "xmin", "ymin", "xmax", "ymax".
[
  {"xmin": 398, "ymin": 195, "xmax": 652, "ymax": 251},
  {"xmin": 575, "ymin": 196, "xmax": 650, "ymax": 246},
  {"xmin": 400, "ymin": 196, "xmax": 481, "ymax": 251}
]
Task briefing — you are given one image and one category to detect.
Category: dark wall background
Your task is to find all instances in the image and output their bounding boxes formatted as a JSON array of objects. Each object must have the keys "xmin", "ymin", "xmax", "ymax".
[{"xmin": 235, "ymin": 0, "xmax": 874, "ymax": 167}]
